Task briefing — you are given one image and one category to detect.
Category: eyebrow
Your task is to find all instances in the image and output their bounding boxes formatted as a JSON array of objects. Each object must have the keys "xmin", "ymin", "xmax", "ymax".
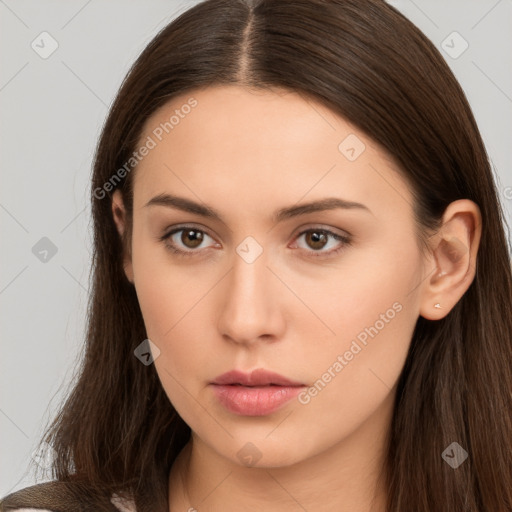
[{"xmin": 144, "ymin": 193, "xmax": 372, "ymax": 223}]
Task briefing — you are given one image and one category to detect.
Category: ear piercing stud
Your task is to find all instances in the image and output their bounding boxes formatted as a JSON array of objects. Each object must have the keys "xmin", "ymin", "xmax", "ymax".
[{"xmin": 434, "ymin": 303, "xmax": 441, "ymax": 309}]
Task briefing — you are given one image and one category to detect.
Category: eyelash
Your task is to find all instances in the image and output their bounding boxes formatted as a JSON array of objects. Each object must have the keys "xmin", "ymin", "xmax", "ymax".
[{"xmin": 158, "ymin": 225, "xmax": 351, "ymax": 259}]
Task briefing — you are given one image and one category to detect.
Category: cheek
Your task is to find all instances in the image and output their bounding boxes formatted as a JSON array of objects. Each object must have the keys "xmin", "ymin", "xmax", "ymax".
[
  {"xmin": 132, "ymin": 250, "xmax": 212, "ymax": 422},
  {"xmin": 293, "ymin": 231, "xmax": 420, "ymax": 341},
  {"xmin": 295, "ymin": 238, "xmax": 421, "ymax": 417},
  {"xmin": 285, "ymin": 272, "xmax": 418, "ymax": 461},
  {"xmin": 131, "ymin": 230, "xmax": 201, "ymax": 336},
  {"xmin": 130, "ymin": 238, "xmax": 219, "ymax": 378},
  {"xmin": 291, "ymin": 303, "xmax": 414, "ymax": 462}
]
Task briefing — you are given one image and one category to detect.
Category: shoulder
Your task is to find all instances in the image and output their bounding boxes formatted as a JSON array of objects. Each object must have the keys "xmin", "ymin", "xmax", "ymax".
[{"xmin": 0, "ymin": 481, "xmax": 136, "ymax": 512}]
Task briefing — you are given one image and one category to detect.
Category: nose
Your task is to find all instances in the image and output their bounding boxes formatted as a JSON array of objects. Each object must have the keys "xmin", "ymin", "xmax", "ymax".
[{"xmin": 216, "ymin": 243, "xmax": 286, "ymax": 346}]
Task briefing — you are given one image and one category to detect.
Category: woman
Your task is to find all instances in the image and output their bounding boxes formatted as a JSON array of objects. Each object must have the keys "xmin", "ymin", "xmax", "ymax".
[{"xmin": 1, "ymin": 0, "xmax": 511, "ymax": 511}]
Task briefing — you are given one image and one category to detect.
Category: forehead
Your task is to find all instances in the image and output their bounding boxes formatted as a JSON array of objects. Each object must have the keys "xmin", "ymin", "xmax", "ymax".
[
  {"xmin": 137, "ymin": 85, "xmax": 342, "ymax": 162},
  {"xmin": 131, "ymin": 85, "xmax": 412, "ymax": 220}
]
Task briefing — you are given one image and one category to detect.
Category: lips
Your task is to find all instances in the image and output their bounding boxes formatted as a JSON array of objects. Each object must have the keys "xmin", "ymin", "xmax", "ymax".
[
  {"xmin": 210, "ymin": 369, "xmax": 306, "ymax": 416},
  {"xmin": 211, "ymin": 368, "xmax": 305, "ymax": 387}
]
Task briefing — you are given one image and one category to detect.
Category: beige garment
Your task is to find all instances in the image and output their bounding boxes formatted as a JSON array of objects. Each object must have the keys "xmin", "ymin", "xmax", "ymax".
[
  {"xmin": 110, "ymin": 493, "xmax": 137, "ymax": 512},
  {"xmin": 0, "ymin": 482, "xmax": 137, "ymax": 512}
]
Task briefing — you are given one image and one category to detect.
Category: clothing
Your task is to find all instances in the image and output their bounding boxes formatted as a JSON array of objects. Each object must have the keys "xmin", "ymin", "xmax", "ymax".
[{"xmin": 0, "ymin": 481, "xmax": 136, "ymax": 512}]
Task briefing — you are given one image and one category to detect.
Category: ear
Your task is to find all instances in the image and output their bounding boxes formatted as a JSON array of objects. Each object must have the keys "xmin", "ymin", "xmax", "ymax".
[
  {"xmin": 112, "ymin": 189, "xmax": 134, "ymax": 284},
  {"xmin": 419, "ymin": 199, "xmax": 482, "ymax": 320}
]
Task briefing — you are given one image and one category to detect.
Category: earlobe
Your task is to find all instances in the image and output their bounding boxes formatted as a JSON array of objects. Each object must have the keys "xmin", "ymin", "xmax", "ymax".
[{"xmin": 419, "ymin": 200, "xmax": 482, "ymax": 320}]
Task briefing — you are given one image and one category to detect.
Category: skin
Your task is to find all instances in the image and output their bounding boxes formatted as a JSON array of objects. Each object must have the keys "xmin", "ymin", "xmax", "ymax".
[{"xmin": 112, "ymin": 85, "xmax": 482, "ymax": 512}]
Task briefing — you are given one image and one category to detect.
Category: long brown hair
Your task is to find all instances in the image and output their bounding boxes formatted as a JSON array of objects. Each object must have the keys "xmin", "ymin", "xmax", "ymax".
[{"xmin": 29, "ymin": 0, "xmax": 512, "ymax": 510}]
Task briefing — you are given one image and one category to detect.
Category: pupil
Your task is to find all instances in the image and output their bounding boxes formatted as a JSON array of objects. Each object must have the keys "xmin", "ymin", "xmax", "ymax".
[
  {"xmin": 309, "ymin": 231, "xmax": 326, "ymax": 250},
  {"xmin": 183, "ymin": 230, "xmax": 203, "ymax": 248}
]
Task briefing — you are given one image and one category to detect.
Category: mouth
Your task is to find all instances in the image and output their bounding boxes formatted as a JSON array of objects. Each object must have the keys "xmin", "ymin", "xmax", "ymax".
[
  {"xmin": 210, "ymin": 368, "xmax": 305, "ymax": 387},
  {"xmin": 221, "ymin": 383, "xmax": 291, "ymax": 387},
  {"xmin": 210, "ymin": 368, "xmax": 306, "ymax": 416}
]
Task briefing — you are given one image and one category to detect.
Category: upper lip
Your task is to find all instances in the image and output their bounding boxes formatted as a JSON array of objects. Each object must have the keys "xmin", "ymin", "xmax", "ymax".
[{"xmin": 211, "ymin": 368, "xmax": 305, "ymax": 387}]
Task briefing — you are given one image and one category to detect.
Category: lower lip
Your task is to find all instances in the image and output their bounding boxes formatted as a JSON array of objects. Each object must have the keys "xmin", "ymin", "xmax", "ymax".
[{"xmin": 210, "ymin": 384, "xmax": 304, "ymax": 416}]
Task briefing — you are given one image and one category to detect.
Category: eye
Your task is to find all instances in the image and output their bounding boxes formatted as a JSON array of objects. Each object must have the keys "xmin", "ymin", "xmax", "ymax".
[
  {"xmin": 158, "ymin": 225, "xmax": 351, "ymax": 259},
  {"xmin": 158, "ymin": 226, "xmax": 218, "ymax": 257},
  {"xmin": 292, "ymin": 228, "xmax": 351, "ymax": 258}
]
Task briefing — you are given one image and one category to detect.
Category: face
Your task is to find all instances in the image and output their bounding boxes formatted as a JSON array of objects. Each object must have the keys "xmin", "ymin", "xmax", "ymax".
[{"xmin": 114, "ymin": 85, "xmax": 428, "ymax": 468}]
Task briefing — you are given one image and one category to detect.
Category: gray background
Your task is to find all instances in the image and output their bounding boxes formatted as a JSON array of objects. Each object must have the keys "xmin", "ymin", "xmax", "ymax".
[{"xmin": 1, "ymin": 0, "xmax": 511, "ymax": 497}]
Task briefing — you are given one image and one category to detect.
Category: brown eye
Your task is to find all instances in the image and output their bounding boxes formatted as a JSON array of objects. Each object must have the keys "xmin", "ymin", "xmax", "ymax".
[
  {"xmin": 293, "ymin": 228, "xmax": 351, "ymax": 259},
  {"xmin": 159, "ymin": 226, "xmax": 217, "ymax": 257},
  {"xmin": 180, "ymin": 229, "xmax": 204, "ymax": 249},
  {"xmin": 159, "ymin": 225, "xmax": 350, "ymax": 260},
  {"xmin": 305, "ymin": 231, "xmax": 329, "ymax": 250}
]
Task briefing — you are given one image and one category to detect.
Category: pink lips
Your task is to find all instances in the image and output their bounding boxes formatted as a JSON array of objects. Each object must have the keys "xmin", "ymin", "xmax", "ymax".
[{"xmin": 210, "ymin": 369, "xmax": 306, "ymax": 416}]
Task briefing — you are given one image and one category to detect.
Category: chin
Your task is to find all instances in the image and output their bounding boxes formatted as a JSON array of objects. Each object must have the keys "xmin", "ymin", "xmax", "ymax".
[{"xmin": 216, "ymin": 431, "xmax": 317, "ymax": 469}]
